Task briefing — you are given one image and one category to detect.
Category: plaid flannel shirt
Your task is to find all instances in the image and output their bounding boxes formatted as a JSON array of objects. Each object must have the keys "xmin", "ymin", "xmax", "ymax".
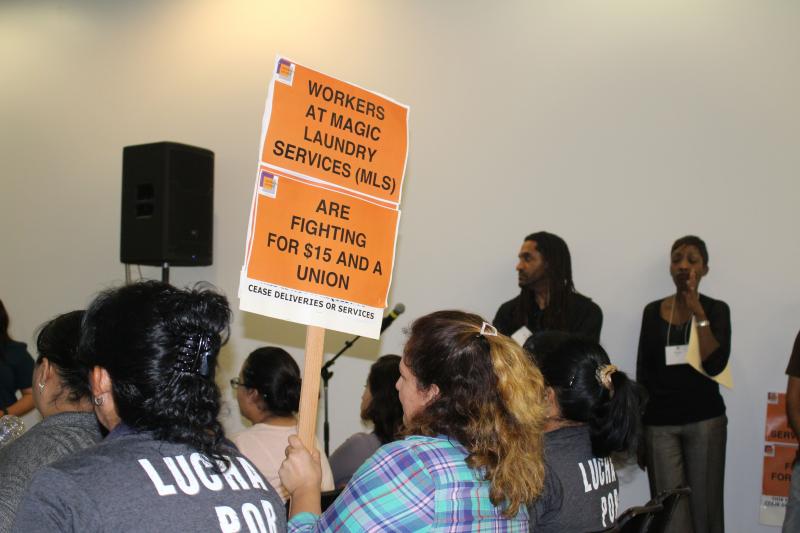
[{"xmin": 289, "ymin": 435, "xmax": 529, "ymax": 532}]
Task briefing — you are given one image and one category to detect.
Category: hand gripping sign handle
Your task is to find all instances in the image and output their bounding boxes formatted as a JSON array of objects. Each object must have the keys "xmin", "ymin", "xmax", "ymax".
[{"xmin": 297, "ymin": 325, "xmax": 326, "ymax": 451}]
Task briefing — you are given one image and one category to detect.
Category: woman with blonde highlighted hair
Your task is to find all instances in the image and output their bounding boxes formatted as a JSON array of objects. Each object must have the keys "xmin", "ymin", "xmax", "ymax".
[{"xmin": 280, "ymin": 310, "xmax": 548, "ymax": 531}]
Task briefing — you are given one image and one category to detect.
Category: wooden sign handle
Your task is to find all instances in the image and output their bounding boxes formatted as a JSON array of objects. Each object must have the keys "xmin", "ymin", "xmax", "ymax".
[{"xmin": 297, "ymin": 325, "xmax": 326, "ymax": 451}]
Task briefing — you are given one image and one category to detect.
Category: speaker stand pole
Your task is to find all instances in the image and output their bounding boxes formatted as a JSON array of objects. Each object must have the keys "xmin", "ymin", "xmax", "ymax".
[
  {"xmin": 162, "ymin": 262, "xmax": 170, "ymax": 284},
  {"xmin": 321, "ymin": 334, "xmax": 360, "ymax": 456}
]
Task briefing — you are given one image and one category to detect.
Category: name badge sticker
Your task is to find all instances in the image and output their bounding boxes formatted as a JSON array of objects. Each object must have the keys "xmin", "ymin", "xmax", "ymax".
[
  {"xmin": 665, "ymin": 344, "xmax": 689, "ymax": 366},
  {"xmin": 511, "ymin": 326, "xmax": 533, "ymax": 347}
]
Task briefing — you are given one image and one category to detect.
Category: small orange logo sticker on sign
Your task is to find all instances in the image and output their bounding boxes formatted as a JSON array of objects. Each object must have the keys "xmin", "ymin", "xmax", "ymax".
[{"xmin": 259, "ymin": 169, "xmax": 278, "ymax": 198}]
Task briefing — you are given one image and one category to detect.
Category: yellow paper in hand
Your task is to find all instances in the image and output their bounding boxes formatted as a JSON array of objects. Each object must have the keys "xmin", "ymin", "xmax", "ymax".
[{"xmin": 686, "ymin": 317, "xmax": 733, "ymax": 389}]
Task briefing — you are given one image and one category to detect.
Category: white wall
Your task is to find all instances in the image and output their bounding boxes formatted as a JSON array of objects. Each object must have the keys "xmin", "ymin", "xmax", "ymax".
[{"xmin": 2, "ymin": 1, "xmax": 799, "ymax": 530}]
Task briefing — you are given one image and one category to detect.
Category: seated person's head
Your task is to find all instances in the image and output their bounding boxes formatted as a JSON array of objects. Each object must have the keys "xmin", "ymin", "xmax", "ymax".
[
  {"xmin": 79, "ymin": 281, "xmax": 230, "ymax": 462},
  {"xmin": 522, "ymin": 330, "xmax": 573, "ymax": 366},
  {"xmin": 534, "ymin": 336, "xmax": 644, "ymax": 458},
  {"xmin": 236, "ymin": 347, "xmax": 300, "ymax": 423},
  {"xmin": 360, "ymin": 354, "xmax": 402, "ymax": 444},
  {"xmin": 399, "ymin": 310, "xmax": 548, "ymax": 516},
  {"xmin": 33, "ymin": 310, "xmax": 90, "ymax": 417}
]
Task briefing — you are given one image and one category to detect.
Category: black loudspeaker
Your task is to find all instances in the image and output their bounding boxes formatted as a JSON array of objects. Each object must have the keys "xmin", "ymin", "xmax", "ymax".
[{"xmin": 120, "ymin": 142, "xmax": 214, "ymax": 266}]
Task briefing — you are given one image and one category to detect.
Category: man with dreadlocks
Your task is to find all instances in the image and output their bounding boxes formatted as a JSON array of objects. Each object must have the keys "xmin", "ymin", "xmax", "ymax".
[{"xmin": 493, "ymin": 231, "xmax": 602, "ymax": 343}]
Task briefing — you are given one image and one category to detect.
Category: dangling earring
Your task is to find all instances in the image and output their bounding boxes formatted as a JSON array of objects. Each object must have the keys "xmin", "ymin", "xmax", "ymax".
[
  {"xmin": 38, "ymin": 382, "xmax": 45, "ymax": 393},
  {"xmin": 92, "ymin": 395, "xmax": 104, "ymax": 406}
]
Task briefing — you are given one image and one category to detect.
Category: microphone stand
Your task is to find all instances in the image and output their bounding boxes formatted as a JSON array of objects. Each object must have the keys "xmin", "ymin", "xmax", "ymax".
[{"xmin": 321, "ymin": 333, "xmax": 361, "ymax": 456}]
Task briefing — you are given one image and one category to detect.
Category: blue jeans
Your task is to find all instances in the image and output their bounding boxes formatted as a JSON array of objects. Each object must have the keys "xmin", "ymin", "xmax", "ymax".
[{"xmin": 644, "ymin": 415, "xmax": 727, "ymax": 533}]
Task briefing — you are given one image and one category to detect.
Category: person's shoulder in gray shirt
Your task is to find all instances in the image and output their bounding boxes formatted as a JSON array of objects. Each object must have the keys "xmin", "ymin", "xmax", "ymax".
[
  {"xmin": 329, "ymin": 432, "xmax": 381, "ymax": 488},
  {"xmin": 12, "ymin": 429, "xmax": 287, "ymax": 532},
  {"xmin": 529, "ymin": 425, "xmax": 620, "ymax": 533},
  {"xmin": 0, "ymin": 411, "xmax": 102, "ymax": 532}
]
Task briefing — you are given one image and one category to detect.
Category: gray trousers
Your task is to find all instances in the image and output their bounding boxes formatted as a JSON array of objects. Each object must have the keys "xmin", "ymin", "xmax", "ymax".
[
  {"xmin": 783, "ymin": 460, "xmax": 800, "ymax": 532},
  {"xmin": 644, "ymin": 415, "xmax": 727, "ymax": 533}
]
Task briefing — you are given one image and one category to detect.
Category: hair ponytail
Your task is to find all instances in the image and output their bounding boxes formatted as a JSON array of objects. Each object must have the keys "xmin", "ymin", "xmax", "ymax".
[
  {"xmin": 589, "ymin": 368, "xmax": 644, "ymax": 459},
  {"xmin": 534, "ymin": 337, "xmax": 644, "ymax": 459}
]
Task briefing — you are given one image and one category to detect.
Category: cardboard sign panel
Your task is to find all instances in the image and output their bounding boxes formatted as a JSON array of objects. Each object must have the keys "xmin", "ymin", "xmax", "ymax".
[
  {"xmin": 260, "ymin": 58, "xmax": 408, "ymax": 205},
  {"xmin": 246, "ymin": 170, "xmax": 400, "ymax": 307},
  {"xmin": 240, "ymin": 57, "xmax": 409, "ymax": 338}
]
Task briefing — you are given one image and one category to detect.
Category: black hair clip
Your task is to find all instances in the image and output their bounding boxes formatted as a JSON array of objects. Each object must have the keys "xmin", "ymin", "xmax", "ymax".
[{"xmin": 174, "ymin": 334, "xmax": 218, "ymax": 378}]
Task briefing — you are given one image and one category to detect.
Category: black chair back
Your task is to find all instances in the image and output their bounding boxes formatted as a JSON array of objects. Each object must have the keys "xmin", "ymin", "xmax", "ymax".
[
  {"xmin": 321, "ymin": 488, "xmax": 344, "ymax": 512},
  {"xmin": 647, "ymin": 486, "xmax": 692, "ymax": 533},
  {"xmin": 593, "ymin": 502, "xmax": 663, "ymax": 533},
  {"xmin": 617, "ymin": 503, "xmax": 664, "ymax": 533}
]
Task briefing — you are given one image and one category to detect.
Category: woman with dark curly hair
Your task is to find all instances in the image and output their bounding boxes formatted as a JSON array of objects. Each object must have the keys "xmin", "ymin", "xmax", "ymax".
[
  {"xmin": 231, "ymin": 346, "xmax": 334, "ymax": 501},
  {"xmin": 12, "ymin": 282, "xmax": 286, "ymax": 532},
  {"xmin": 280, "ymin": 310, "xmax": 548, "ymax": 531},
  {"xmin": 328, "ymin": 354, "xmax": 403, "ymax": 488}
]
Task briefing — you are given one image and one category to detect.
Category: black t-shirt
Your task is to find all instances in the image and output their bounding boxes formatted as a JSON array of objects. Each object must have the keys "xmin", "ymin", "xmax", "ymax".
[
  {"xmin": 493, "ymin": 291, "xmax": 603, "ymax": 342},
  {"xmin": 0, "ymin": 341, "xmax": 34, "ymax": 409},
  {"xmin": 785, "ymin": 330, "xmax": 800, "ymax": 377},
  {"xmin": 636, "ymin": 294, "xmax": 731, "ymax": 426}
]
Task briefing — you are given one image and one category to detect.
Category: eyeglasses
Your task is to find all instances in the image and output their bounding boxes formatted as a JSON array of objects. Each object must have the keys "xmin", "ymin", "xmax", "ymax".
[{"xmin": 230, "ymin": 377, "xmax": 246, "ymax": 389}]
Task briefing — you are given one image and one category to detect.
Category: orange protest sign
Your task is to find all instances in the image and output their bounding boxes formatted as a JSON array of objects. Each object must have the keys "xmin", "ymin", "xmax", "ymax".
[
  {"xmin": 261, "ymin": 58, "xmax": 408, "ymax": 205},
  {"xmin": 240, "ymin": 58, "xmax": 409, "ymax": 463},
  {"xmin": 239, "ymin": 57, "xmax": 409, "ymax": 339},
  {"xmin": 760, "ymin": 392, "xmax": 798, "ymax": 526}
]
